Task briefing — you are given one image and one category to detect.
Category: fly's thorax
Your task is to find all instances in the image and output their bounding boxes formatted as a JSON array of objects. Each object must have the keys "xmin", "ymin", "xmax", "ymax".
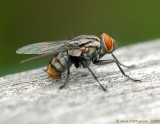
[
  {"xmin": 50, "ymin": 51, "xmax": 72, "ymax": 73},
  {"xmin": 68, "ymin": 39, "xmax": 101, "ymax": 57},
  {"xmin": 81, "ymin": 47, "xmax": 100, "ymax": 61},
  {"xmin": 72, "ymin": 35, "xmax": 100, "ymax": 46}
]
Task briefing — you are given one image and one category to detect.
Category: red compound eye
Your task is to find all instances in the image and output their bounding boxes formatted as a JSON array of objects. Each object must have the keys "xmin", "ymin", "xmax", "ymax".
[{"xmin": 102, "ymin": 33, "xmax": 114, "ymax": 52}]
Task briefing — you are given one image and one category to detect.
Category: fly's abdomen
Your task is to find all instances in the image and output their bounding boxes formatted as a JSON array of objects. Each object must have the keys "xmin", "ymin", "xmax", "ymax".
[
  {"xmin": 46, "ymin": 64, "xmax": 61, "ymax": 79},
  {"xmin": 46, "ymin": 52, "xmax": 72, "ymax": 79}
]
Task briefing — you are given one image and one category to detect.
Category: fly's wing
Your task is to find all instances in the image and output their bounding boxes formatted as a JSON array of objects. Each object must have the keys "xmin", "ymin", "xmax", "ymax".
[
  {"xmin": 16, "ymin": 35, "xmax": 100, "ymax": 63},
  {"xmin": 16, "ymin": 35, "xmax": 100, "ymax": 55},
  {"xmin": 16, "ymin": 40, "xmax": 80, "ymax": 63},
  {"xmin": 16, "ymin": 40, "xmax": 69, "ymax": 54}
]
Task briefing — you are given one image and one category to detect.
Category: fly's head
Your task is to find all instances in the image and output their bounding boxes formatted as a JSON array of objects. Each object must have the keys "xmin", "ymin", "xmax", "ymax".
[{"xmin": 100, "ymin": 33, "xmax": 117, "ymax": 53}]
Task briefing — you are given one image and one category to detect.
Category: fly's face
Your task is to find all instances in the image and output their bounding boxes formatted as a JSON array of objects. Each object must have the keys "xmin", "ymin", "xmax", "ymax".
[{"xmin": 100, "ymin": 33, "xmax": 117, "ymax": 53}]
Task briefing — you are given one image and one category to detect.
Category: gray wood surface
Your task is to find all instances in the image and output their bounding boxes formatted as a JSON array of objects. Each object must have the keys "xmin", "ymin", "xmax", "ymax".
[{"xmin": 0, "ymin": 40, "xmax": 160, "ymax": 124}]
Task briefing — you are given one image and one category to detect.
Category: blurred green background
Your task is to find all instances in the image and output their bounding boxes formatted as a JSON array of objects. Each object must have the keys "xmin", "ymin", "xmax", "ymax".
[{"xmin": 1, "ymin": 0, "xmax": 160, "ymax": 77}]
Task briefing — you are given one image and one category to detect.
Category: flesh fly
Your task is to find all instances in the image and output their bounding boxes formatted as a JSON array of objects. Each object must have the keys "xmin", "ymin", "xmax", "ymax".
[{"xmin": 16, "ymin": 33, "xmax": 141, "ymax": 91}]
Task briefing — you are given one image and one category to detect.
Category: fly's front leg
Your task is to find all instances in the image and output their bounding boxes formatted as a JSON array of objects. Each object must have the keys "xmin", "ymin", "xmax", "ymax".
[
  {"xmin": 93, "ymin": 59, "xmax": 141, "ymax": 82},
  {"xmin": 111, "ymin": 53, "xmax": 135, "ymax": 68}
]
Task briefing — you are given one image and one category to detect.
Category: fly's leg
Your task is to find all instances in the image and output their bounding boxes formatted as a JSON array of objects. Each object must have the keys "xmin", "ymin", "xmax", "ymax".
[
  {"xmin": 111, "ymin": 53, "xmax": 135, "ymax": 68},
  {"xmin": 81, "ymin": 61, "xmax": 107, "ymax": 92},
  {"xmin": 93, "ymin": 59, "xmax": 141, "ymax": 82},
  {"xmin": 59, "ymin": 52, "xmax": 71, "ymax": 90},
  {"xmin": 59, "ymin": 66, "xmax": 70, "ymax": 90}
]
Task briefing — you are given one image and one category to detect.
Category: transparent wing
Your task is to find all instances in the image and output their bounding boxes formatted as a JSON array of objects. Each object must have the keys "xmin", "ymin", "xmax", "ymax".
[
  {"xmin": 16, "ymin": 35, "xmax": 100, "ymax": 55},
  {"xmin": 20, "ymin": 47, "xmax": 77, "ymax": 63},
  {"xmin": 16, "ymin": 40, "xmax": 80, "ymax": 63},
  {"xmin": 16, "ymin": 40, "xmax": 68, "ymax": 54},
  {"xmin": 16, "ymin": 35, "xmax": 100, "ymax": 63}
]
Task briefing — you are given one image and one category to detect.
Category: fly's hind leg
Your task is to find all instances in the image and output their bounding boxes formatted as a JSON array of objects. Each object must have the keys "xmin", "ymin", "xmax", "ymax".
[
  {"xmin": 111, "ymin": 53, "xmax": 135, "ymax": 68},
  {"xmin": 59, "ymin": 65, "xmax": 70, "ymax": 90}
]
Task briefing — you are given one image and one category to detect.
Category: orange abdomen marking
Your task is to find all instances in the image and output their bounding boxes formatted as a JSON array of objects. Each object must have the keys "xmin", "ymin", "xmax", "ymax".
[{"xmin": 46, "ymin": 64, "xmax": 61, "ymax": 79}]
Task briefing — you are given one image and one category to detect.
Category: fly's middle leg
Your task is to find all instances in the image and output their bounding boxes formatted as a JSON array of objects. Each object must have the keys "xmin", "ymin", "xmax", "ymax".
[{"xmin": 81, "ymin": 60, "xmax": 107, "ymax": 92}]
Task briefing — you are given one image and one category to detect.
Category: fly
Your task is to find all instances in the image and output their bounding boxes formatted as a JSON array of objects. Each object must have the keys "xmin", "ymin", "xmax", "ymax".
[{"xmin": 16, "ymin": 33, "xmax": 141, "ymax": 91}]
